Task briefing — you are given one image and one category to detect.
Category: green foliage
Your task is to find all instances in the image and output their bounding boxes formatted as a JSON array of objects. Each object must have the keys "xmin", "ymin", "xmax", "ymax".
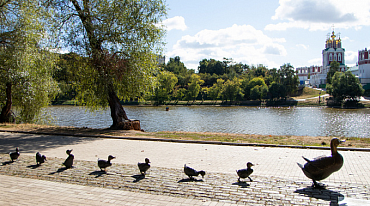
[
  {"xmin": 250, "ymin": 85, "xmax": 268, "ymax": 100},
  {"xmin": 0, "ymin": 0, "xmax": 59, "ymax": 122},
  {"xmin": 208, "ymin": 79, "xmax": 224, "ymax": 101},
  {"xmin": 164, "ymin": 56, "xmax": 188, "ymax": 75},
  {"xmin": 152, "ymin": 71, "xmax": 178, "ymax": 105},
  {"xmin": 185, "ymin": 74, "xmax": 204, "ymax": 102},
  {"xmin": 198, "ymin": 59, "xmax": 224, "ymax": 75},
  {"xmin": 278, "ymin": 63, "xmax": 299, "ymax": 96},
  {"xmin": 327, "ymin": 71, "xmax": 364, "ymax": 103},
  {"xmin": 49, "ymin": 0, "xmax": 167, "ymax": 108},
  {"xmin": 269, "ymin": 82, "xmax": 286, "ymax": 100},
  {"xmin": 220, "ymin": 78, "xmax": 244, "ymax": 102},
  {"xmin": 326, "ymin": 61, "xmax": 340, "ymax": 85},
  {"xmin": 172, "ymin": 87, "xmax": 186, "ymax": 103}
]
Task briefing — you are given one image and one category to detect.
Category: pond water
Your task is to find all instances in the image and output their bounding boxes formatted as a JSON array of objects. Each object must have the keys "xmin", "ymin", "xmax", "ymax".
[{"xmin": 42, "ymin": 106, "xmax": 370, "ymax": 138}]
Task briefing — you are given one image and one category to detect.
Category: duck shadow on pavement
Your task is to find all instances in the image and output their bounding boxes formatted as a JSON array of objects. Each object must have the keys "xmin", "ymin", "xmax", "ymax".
[
  {"xmin": 177, "ymin": 178, "xmax": 204, "ymax": 183},
  {"xmin": 49, "ymin": 166, "xmax": 73, "ymax": 175},
  {"xmin": 89, "ymin": 170, "xmax": 108, "ymax": 178},
  {"xmin": 27, "ymin": 164, "xmax": 42, "ymax": 169},
  {"xmin": 295, "ymin": 187, "xmax": 344, "ymax": 205},
  {"xmin": 1, "ymin": 160, "xmax": 14, "ymax": 166},
  {"xmin": 131, "ymin": 174, "xmax": 146, "ymax": 183},
  {"xmin": 232, "ymin": 181, "xmax": 250, "ymax": 188}
]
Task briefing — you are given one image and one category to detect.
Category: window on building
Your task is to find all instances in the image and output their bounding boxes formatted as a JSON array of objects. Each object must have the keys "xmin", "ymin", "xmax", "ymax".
[
  {"xmin": 334, "ymin": 54, "xmax": 337, "ymax": 61},
  {"xmin": 329, "ymin": 53, "xmax": 332, "ymax": 61},
  {"xmin": 338, "ymin": 53, "xmax": 341, "ymax": 61}
]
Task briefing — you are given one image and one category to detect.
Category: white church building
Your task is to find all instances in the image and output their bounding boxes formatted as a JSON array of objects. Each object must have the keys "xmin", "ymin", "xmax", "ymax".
[{"xmin": 296, "ymin": 30, "xmax": 346, "ymax": 88}]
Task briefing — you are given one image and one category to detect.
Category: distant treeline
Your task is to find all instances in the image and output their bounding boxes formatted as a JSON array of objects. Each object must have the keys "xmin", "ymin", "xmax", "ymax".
[{"xmin": 53, "ymin": 54, "xmax": 300, "ymax": 105}]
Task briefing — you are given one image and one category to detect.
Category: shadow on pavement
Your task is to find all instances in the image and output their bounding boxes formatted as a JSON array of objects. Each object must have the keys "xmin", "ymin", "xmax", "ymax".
[
  {"xmin": 132, "ymin": 174, "xmax": 145, "ymax": 183},
  {"xmin": 0, "ymin": 132, "xmax": 99, "ymax": 154},
  {"xmin": 295, "ymin": 187, "xmax": 344, "ymax": 205},
  {"xmin": 49, "ymin": 166, "xmax": 72, "ymax": 175},
  {"xmin": 1, "ymin": 160, "xmax": 14, "ymax": 166},
  {"xmin": 89, "ymin": 170, "xmax": 107, "ymax": 178},
  {"xmin": 232, "ymin": 181, "xmax": 250, "ymax": 188},
  {"xmin": 177, "ymin": 178, "xmax": 204, "ymax": 183},
  {"xmin": 27, "ymin": 164, "xmax": 42, "ymax": 169}
]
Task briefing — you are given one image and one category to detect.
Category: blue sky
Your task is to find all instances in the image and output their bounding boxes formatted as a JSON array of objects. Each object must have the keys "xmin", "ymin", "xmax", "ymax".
[{"xmin": 162, "ymin": 0, "xmax": 370, "ymax": 70}]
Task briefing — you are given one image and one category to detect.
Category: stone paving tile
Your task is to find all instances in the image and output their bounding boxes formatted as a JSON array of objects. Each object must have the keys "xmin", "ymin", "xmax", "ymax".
[
  {"xmin": 0, "ymin": 175, "xmax": 214, "ymax": 206},
  {"xmin": 2, "ymin": 132, "xmax": 370, "ymax": 186},
  {"xmin": 2, "ymin": 132, "xmax": 370, "ymax": 205},
  {"xmin": 1, "ymin": 153, "xmax": 369, "ymax": 205}
]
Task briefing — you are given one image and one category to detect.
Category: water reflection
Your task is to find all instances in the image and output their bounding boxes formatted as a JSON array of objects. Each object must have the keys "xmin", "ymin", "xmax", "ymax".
[{"xmin": 42, "ymin": 106, "xmax": 370, "ymax": 138}]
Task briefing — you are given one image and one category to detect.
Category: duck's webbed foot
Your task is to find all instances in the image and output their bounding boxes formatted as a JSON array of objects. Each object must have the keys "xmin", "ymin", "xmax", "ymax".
[
  {"xmin": 248, "ymin": 177, "xmax": 253, "ymax": 182},
  {"xmin": 312, "ymin": 180, "xmax": 326, "ymax": 189}
]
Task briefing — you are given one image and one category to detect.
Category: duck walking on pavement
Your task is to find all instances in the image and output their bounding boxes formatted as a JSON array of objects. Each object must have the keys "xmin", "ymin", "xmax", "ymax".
[
  {"xmin": 9, "ymin": 147, "xmax": 20, "ymax": 162},
  {"xmin": 184, "ymin": 164, "xmax": 205, "ymax": 180},
  {"xmin": 36, "ymin": 152, "xmax": 47, "ymax": 165},
  {"xmin": 138, "ymin": 158, "xmax": 151, "ymax": 176},
  {"xmin": 297, "ymin": 138, "xmax": 345, "ymax": 188},
  {"xmin": 63, "ymin": 149, "xmax": 74, "ymax": 169},
  {"xmin": 98, "ymin": 155, "xmax": 115, "ymax": 171},
  {"xmin": 236, "ymin": 162, "xmax": 254, "ymax": 182}
]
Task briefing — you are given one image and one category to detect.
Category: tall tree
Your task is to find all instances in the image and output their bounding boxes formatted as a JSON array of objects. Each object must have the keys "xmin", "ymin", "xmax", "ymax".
[
  {"xmin": 327, "ymin": 71, "xmax": 364, "ymax": 103},
  {"xmin": 185, "ymin": 74, "xmax": 204, "ymax": 102},
  {"xmin": 279, "ymin": 63, "xmax": 299, "ymax": 97},
  {"xmin": 220, "ymin": 77, "xmax": 244, "ymax": 102},
  {"xmin": 0, "ymin": 0, "xmax": 59, "ymax": 123},
  {"xmin": 49, "ymin": 0, "xmax": 167, "ymax": 129},
  {"xmin": 152, "ymin": 71, "xmax": 178, "ymax": 105},
  {"xmin": 326, "ymin": 61, "xmax": 340, "ymax": 85}
]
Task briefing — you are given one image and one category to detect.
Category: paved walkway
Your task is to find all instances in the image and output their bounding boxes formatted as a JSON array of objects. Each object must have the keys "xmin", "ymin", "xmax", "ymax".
[{"xmin": 1, "ymin": 131, "xmax": 370, "ymax": 205}]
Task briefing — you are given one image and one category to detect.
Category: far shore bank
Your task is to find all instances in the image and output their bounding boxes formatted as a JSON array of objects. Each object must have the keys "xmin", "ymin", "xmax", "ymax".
[{"xmin": 1, "ymin": 123, "xmax": 370, "ymax": 149}]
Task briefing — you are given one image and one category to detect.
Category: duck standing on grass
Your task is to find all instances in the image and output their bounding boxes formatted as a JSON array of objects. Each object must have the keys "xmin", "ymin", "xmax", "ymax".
[
  {"xmin": 35, "ymin": 152, "xmax": 47, "ymax": 165},
  {"xmin": 9, "ymin": 147, "xmax": 20, "ymax": 162},
  {"xmin": 138, "ymin": 158, "xmax": 151, "ymax": 176},
  {"xmin": 184, "ymin": 164, "xmax": 205, "ymax": 180},
  {"xmin": 63, "ymin": 149, "xmax": 74, "ymax": 169},
  {"xmin": 297, "ymin": 138, "xmax": 345, "ymax": 188},
  {"xmin": 98, "ymin": 155, "xmax": 115, "ymax": 171},
  {"xmin": 236, "ymin": 162, "xmax": 254, "ymax": 182}
]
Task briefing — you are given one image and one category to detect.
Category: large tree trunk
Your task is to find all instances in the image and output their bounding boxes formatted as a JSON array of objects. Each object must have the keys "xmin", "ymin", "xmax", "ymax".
[
  {"xmin": 108, "ymin": 88, "xmax": 128, "ymax": 129},
  {"xmin": 0, "ymin": 83, "xmax": 14, "ymax": 123},
  {"xmin": 107, "ymin": 89, "xmax": 141, "ymax": 130}
]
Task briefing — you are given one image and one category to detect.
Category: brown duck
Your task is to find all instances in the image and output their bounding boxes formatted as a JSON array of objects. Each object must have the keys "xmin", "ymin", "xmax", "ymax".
[
  {"xmin": 236, "ymin": 162, "xmax": 254, "ymax": 182},
  {"xmin": 297, "ymin": 138, "xmax": 345, "ymax": 188},
  {"xmin": 63, "ymin": 149, "xmax": 74, "ymax": 169},
  {"xmin": 9, "ymin": 147, "xmax": 20, "ymax": 162},
  {"xmin": 98, "ymin": 155, "xmax": 115, "ymax": 171},
  {"xmin": 36, "ymin": 152, "xmax": 47, "ymax": 165},
  {"xmin": 138, "ymin": 158, "xmax": 151, "ymax": 176},
  {"xmin": 184, "ymin": 164, "xmax": 205, "ymax": 179}
]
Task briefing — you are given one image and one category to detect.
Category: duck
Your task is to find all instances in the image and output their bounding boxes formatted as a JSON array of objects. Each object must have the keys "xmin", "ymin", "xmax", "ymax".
[
  {"xmin": 63, "ymin": 149, "xmax": 74, "ymax": 169},
  {"xmin": 184, "ymin": 164, "xmax": 205, "ymax": 179},
  {"xmin": 236, "ymin": 162, "xmax": 254, "ymax": 182},
  {"xmin": 98, "ymin": 155, "xmax": 115, "ymax": 171},
  {"xmin": 138, "ymin": 158, "xmax": 151, "ymax": 176},
  {"xmin": 9, "ymin": 147, "xmax": 20, "ymax": 162},
  {"xmin": 297, "ymin": 138, "xmax": 345, "ymax": 188},
  {"xmin": 36, "ymin": 152, "xmax": 47, "ymax": 165}
]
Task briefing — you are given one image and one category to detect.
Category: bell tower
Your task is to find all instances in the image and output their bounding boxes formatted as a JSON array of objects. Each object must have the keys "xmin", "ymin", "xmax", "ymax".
[{"xmin": 322, "ymin": 28, "xmax": 346, "ymax": 73}]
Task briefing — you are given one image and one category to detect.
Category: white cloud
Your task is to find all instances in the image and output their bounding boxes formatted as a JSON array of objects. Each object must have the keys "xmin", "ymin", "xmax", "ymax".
[
  {"xmin": 296, "ymin": 44, "xmax": 309, "ymax": 50},
  {"xmin": 345, "ymin": 51, "xmax": 358, "ymax": 66},
  {"xmin": 266, "ymin": 0, "xmax": 370, "ymax": 31},
  {"xmin": 308, "ymin": 58, "xmax": 322, "ymax": 66},
  {"xmin": 167, "ymin": 24, "xmax": 286, "ymax": 70},
  {"xmin": 162, "ymin": 16, "xmax": 187, "ymax": 31}
]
